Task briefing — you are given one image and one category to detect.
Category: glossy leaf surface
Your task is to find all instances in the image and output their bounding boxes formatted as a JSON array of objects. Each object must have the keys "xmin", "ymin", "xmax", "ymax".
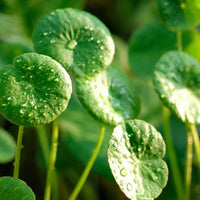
[
  {"xmin": 33, "ymin": 8, "xmax": 115, "ymax": 78},
  {"xmin": 0, "ymin": 177, "xmax": 35, "ymax": 200},
  {"xmin": 157, "ymin": 0, "xmax": 200, "ymax": 30},
  {"xmin": 108, "ymin": 119, "xmax": 168, "ymax": 200},
  {"xmin": 128, "ymin": 23, "xmax": 200, "ymax": 80},
  {"xmin": 0, "ymin": 128, "xmax": 16, "ymax": 163},
  {"xmin": 153, "ymin": 51, "xmax": 200, "ymax": 124},
  {"xmin": 0, "ymin": 53, "xmax": 72, "ymax": 126},
  {"xmin": 76, "ymin": 65, "xmax": 140, "ymax": 125}
]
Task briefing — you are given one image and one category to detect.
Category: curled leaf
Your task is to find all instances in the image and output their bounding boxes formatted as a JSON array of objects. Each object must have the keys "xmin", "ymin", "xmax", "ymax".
[
  {"xmin": 153, "ymin": 51, "xmax": 200, "ymax": 124},
  {"xmin": 76, "ymin": 65, "xmax": 140, "ymax": 125}
]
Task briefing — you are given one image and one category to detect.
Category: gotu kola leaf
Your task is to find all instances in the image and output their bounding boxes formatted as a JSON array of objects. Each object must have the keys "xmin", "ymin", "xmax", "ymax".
[
  {"xmin": 157, "ymin": 0, "xmax": 200, "ymax": 30},
  {"xmin": 0, "ymin": 128, "xmax": 16, "ymax": 163},
  {"xmin": 32, "ymin": 8, "xmax": 115, "ymax": 78},
  {"xmin": 153, "ymin": 51, "xmax": 200, "ymax": 124},
  {"xmin": 0, "ymin": 53, "xmax": 72, "ymax": 126},
  {"xmin": 0, "ymin": 177, "xmax": 35, "ymax": 200},
  {"xmin": 128, "ymin": 22, "xmax": 200, "ymax": 80},
  {"xmin": 76, "ymin": 65, "xmax": 140, "ymax": 126},
  {"xmin": 107, "ymin": 119, "xmax": 168, "ymax": 200}
]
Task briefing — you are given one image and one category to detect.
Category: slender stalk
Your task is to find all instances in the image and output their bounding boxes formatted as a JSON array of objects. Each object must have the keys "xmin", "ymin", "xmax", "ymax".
[
  {"xmin": 37, "ymin": 125, "xmax": 59, "ymax": 200},
  {"xmin": 185, "ymin": 124, "xmax": 193, "ymax": 200},
  {"xmin": 44, "ymin": 118, "xmax": 59, "ymax": 200},
  {"xmin": 36, "ymin": 125, "xmax": 50, "ymax": 166},
  {"xmin": 188, "ymin": 124, "xmax": 200, "ymax": 176},
  {"xmin": 177, "ymin": 30, "xmax": 183, "ymax": 51},
  {"xmin": 13, "ymin": 126, "xmax": 24, "ymax": 179},
  {"xmin": 68, "ymin": 123, "xmax": 105, "ymax": 200},
  {"xmin": 162, "ymin": 106, "xmax": 184, "ymax": 200}
]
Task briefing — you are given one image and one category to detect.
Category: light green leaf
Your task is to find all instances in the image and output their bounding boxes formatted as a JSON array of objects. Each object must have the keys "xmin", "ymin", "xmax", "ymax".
[
  {"xmin": 0, "ymin": 53, "xmax": 72, "ymax": 126},
  {"xmin": 33, "ymin": 8, "xmax": 115, "ymax": 78},
  {"xmin": 128, "ymin": 22, "xmax": 200, "ymax": 80},
  {"xmin": 0, "ymin": 128, "xmax": 16, "ymax": 163},
  {"xmin": 157, "ymin": 0, "xmax": 200, "ymax": 30},
  {"xmin": 107, "ymin": 119, "xmax": 168, "ymax": 200},
  {"xmin": 76, "ymin": 65, "xmax": 140, "ymax": 125},
  {"xmin": 0, "ymin": 177, "xmax": 35, "ymax": 200},
  {"xmin": 153, "ymin": 51, "xmax": 200, "ymax": 124}
]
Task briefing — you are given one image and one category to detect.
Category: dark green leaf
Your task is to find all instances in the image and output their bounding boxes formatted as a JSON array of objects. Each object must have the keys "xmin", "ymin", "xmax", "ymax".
[
  {"xmin": 76, "ymin": 65, "xmax": 140, "ymax": 125},
  {"xmin": 157, "ymin": 0, "xmax": 200, "ymax": 30},
  {"xmin": 0, "ymin": 128, "xmax": 16, "ymax": 163},
  {"xmin": 0, "ymin": 53, "xmax": 72, "ymax": 126},
  {"xmin": 0, "ymin": 177, "xmax": 35, "ymax": 200},
  {"xmin": 108, "ymin": 119, "xmax": 168, "ymax": 200},
  {"xmin": 153, "ymin": 51, "xmax": 200, "ymax": 124},
  {"xmin": 128, "ymin": 22, "xmax": 200, "ymax": 80},
  {"xmin": 32, "ymin": 8, "xmax": 115, "ymax": 78}
]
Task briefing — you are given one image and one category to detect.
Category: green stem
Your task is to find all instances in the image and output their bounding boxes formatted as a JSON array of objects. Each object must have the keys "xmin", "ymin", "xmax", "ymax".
[
  {"xmin": 162, "ymin": 106, "xmax": 184, "ymax": 200},
  {"xmin": 185, "ymin": 124, "xmax": 193, "ymax": 200},
  {"xmin": 68, "ymin": 123, "xmax": 105, "ymax": 200},
  {"xmin": 44, "ymin": 118, "xmax": 59, "ymax": 200},
  {"xmin": 36, "ymin": 125, "xmax": 50, "ymax": 166},
  {"xmin": 13, "ymin": 126, "xmax": 24, "ymax": 179},
  {"xmin": 188, "ymin": 124, "xmax": 200, "ymax": 175},
  {"xmin": 177, "ymin": 30, "xmax": 183, "ymax": 51}
]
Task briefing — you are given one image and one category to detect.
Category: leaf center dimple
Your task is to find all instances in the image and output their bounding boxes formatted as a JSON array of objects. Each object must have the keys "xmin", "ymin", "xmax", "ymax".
[{"xmin": 66, "ymin": 40, "xmax": 77, "ymax": 50}]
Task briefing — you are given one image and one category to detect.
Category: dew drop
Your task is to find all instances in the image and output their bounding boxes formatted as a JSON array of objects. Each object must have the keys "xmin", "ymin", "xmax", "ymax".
[
  {"xmin": 120, "ymin": 168, "xmax": 127, "ymax": 177},
  {"xmin": 67, "ymin": 40, "xmax": 77, "ymax": 50},
  {"xmin": 50, "ymin": 39, "xmax": 56, "ymax": 44},
  {"xmin": 20, "ymin": 109, "xmax": 25, "ymax": 114},
  {"xmin": 120, "ymin": 180, "xmax": 123, "ymax": 186},
  {"xmin": 127, "ymin": 183, "xmax": 132, "ymax": 191}
]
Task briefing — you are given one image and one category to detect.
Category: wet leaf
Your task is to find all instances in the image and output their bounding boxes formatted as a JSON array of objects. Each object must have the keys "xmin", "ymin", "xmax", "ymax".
[
  {"xmin": 128, "ymin": 22, "xmax": 200, "ymax": 80},
  {"xmin": 0, "ymin": 128, "xmax": 16, "ymax": 163},
  {"xmin": 0, "ymin": 53, "xmax": 72, "ymax": 126},
  {"xmin": 76, "ymin": 65, "xmax": 140, "ymax": 125},
  {"xmin": 157, "ymin": 0, "xmax": 200, "ymax": 30},
  {"xmin": 153, "ymin": 51, "xmax": 200, "ymax": 124},
  {"xmin": 107, "ymin": 119, "xmax": 168, "ymax": 200},
  {"xmin": 33, "ymin": 8, "xmax": 115, "ymax": 78},
  {"xmin": 0, "ymin": 177, "xmax": 35, "ymax": 200}
]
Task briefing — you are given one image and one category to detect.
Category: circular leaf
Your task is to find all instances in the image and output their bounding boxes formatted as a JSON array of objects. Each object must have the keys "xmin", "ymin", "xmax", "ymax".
[
  {"xmin": 32, "ymin": 8, "xmax": 115, "ymax": 78},
  {"xmin": 0, "ymin": 128, "xmax": 16, "ymax": 163},
  {"xmin": 153, "ymin": 51, "xmax": 200, "ymax": 124},
  {"xmin": 0, "ymin": 177, "xmax": 35, "ymax": 200},
  {"xmin": 107, "ymin": 119, "xmax": 168, "ymax": 200},
  {"xmin": 157, "ymin": 0, "xmax": 200, "ymax": 30},
  {"xmin": 128, "ymin": 22, "xmax": 200, "ymax": 80},
  {"xmin": 76, "ymin": 65, "xmax": 140, "ymax": 125},
  {"xmin": 0, "ymin": 53, "xmax": 72, "ymax": 126}
]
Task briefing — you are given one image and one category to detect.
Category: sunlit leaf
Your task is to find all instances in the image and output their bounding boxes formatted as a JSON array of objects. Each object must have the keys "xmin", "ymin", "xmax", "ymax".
[
  {"xmin": 0, "ymin": 177, "xmax": 35, "ymax": 200},
  {"xmin": 153, "ymin": 51, "xmax": 200, "ymax": 124},
  {"xmin": 0, "ymin": 53, "xmax": 72, "ymax": 126},
  {"xmin": 108, "ymin": 119, "xmax": 168, "ymax": 200},
  {"xmin": 76, "ymin": 65, "xmax": 140, "ymax": 125}
]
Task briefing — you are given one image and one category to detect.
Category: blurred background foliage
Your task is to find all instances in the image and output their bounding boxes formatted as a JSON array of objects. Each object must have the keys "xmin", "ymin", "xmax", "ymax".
[{"xmin": 0, "ymin": 0, "xmax": 200, "ymax": 199}]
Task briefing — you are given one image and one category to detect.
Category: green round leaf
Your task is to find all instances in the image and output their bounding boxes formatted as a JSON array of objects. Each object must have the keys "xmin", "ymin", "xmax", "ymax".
[
  {"xmin": 33, "ymin": 8, "xmax": 115, "ymax": 78},
  {"xmin": 153, "ymin": 51, "xmax": 200, "ymax": 124},
  {"xmin": 0, "ymin": 128, "xmax": 16, "ymax": 163},
  {"xmin": 76, "ymin": 65, "xmax": 140, "ymax": 125},
  {"xmin": 0, "ymin": 177, "xmax": 35, "ymax": 200},
  {"xmin": 107, "ymin": 119, "xmax": 168, "ymax": 200},
  {"xmin": 128, "ymin": 22, "xmax": 200, "ymax": 80},
  {"xmin": 157, "ymin": 0, "xmax": 200, "ymax": 30},
  {"xmin": 0, "ymin": 53, "xmax": 72, "ymax": 126}
]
